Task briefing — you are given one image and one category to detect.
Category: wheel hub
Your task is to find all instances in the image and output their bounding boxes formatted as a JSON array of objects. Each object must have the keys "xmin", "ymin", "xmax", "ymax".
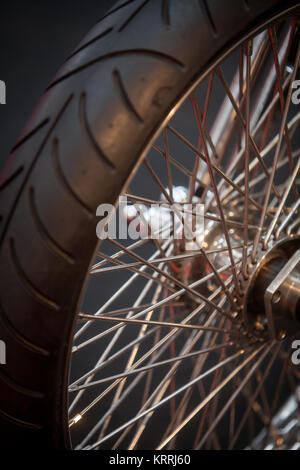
[
  {"xmin": 146, "ymin": 187, "xmax": 300, "ymax": 343},
  {"xmin": 243, "ymin": 237, "xmax": 300, "ymax": 340}
]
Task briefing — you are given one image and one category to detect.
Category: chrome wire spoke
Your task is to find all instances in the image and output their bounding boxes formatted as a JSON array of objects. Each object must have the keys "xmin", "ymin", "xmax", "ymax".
[
  {"xmin": 216, "ymin": 66, "xmax": 282, "ymax": 204},
  {"xmin": 156, "ymin": 345, "xmax": 266, "ymax": 450},
  {"xmin": 77, "ymin": 313, "xmax": 237, "ymax": 334},
  {"xmin": 167, "ymin": 124, "xmax": 264, "ymax": 213},
  {"xmin": 268, "ymin": 26, "xmax": 297, "ymax": 195},
  {"xmin": 69, "ymin": 15, "xmax": 300, "ymax": 450},
  {"xmin": 127, "ymin": 283, "xmax": 238, "ymax": 449},
  {"xmin": 74, "ymin": 237, "xmax": 172, "ymax": 341},
  {"xmin": 69, "ymin": 342, "xmax": 231, "ymax": 392},
  {"xmin": 91, "ymin": 246, "xmax": 245, "ymax": 274},
  {"xmin": 242, "ymin": 41, "xmax": 251, "ymax": 279},
  {"xmin": 196, "ymin": 342, "xmax": 276, "ymax": 449},
  {"xmin": 73, "ymin": 260, "xmax": 240, "ymax": 354},
  {"xmin": 218, "ymin": 72, "xmax": 293, "ymax": 200},
  {"xmin": 210, "ymin": 31, "xmax": 268, "ymax": 162},
  {"xmin": 132, "ymin": 160, "xmax": 239, "ymax": 312},
  {"xmin": 102, "ymin": 280, "xmax": 242, "ymax": 450},
  {"xmin": 70, "ymin": 280, "xmax": 166, "ymax": 423},
  {"xmin": 72, "ymin": 267, "xmax": 237, "ymax": 390},
  {"xmin": 221, "ymin": 22, "xmax": 294, "ymax": 189},
  {"xmin": 224, "ymin": 148, "xmax": 300, "ymax": 207},
  {"xmin": 189, "ymin": 72, "xmax": 215, "ymax": 202},
  {"xmin": 189, "ymin": 95, "xmax": 241, "ymax": 294},
  {"xmin": 220, "ymin": 112, "xmax": 300, "ymax": 206},
  {"xmin": 264, "ymin": 158, "xmax": 300, "ymax": 247},
  {"xmin": 107, "ymin": 287, "xmax": 238, "ymax": 449},
  {"xmin": 93, "ymin": 248, "xmax": 177, "ymax": 291},
  {"xmin": 108, "ymin": 236, "xmax": 229, "ymax": 315},
  {"xmin": 72, "ymin": 278, "xmax": 236, "ymax": 442},
  {"xmin": 84, "ymin": 348, "xmax": 248, "ymax": 450},
  {"xmin": 252, "ymin": 40, "xmax": 300, "ymax": 261},
  {"xmin": 123, "ymin": 192, "xmax": 263, "ymax": 229},
  {"xmin": 95, "ymin": 271, "xmax": 170, "ymax": 441},
  {"xmin": 91, "ymin": 224, "xmax": 172, "ymax": 271},
  {"xmin": 228, "ymin": 343, "xmax": 282, "ymax": 449},
  {"xmin": 163, "ymin": 317, "xmax": 232, "ymax": 448},
  {"xmin": 275, "ymin": 198, "xmax": 300, "ymax": 239},
  {"xmin": 69, "ymin": 240, "xmax": 173, "ymax": 411}
]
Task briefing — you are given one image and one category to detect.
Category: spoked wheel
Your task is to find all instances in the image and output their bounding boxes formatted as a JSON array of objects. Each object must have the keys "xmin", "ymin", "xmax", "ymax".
[
  {"xmin": 0, "ymin": 0, "xmax": 300, "ymax": 450},
  {"xmin": 70, "ymin": 6, "xmax": 300, "ymax": 449}
]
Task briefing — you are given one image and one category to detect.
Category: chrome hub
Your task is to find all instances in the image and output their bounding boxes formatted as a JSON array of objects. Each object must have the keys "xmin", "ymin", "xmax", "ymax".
[{"xmin": 243, "ymin": 237, "xmax": 300, "ymax": 340}]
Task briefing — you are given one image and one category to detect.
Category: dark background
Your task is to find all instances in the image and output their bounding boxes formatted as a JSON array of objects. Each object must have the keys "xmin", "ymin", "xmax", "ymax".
[{"xmin": 0, "ymin": 0, "xmax": 118, "ymax": 172}]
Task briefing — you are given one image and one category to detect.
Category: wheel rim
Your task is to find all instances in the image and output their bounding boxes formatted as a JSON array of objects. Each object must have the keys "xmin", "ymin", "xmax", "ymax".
[{"xmin": 68, "ymin": 13, "xmax": 300, "ymax": 450}]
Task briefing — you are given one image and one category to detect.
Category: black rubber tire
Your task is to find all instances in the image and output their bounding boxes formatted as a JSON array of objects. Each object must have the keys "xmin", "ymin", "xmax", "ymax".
[{"xmin": 0, "ymin": 0, "xmax": 299, "ymax": 449}]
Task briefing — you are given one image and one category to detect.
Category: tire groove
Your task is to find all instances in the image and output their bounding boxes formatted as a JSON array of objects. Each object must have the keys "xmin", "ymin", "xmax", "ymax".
[
  {"xmin": 9, "ymin": 237, "xmax": 60, "ymax": 312},
  {"xmin": 69, "ymin": 27, "xmax": 113, "ymax": 59},
  {"xmin": 79, "ymin": 92, "xmax": 117, "ymax": 172},
  {"xmin": 243, "ymin": 0, "xmax": 250, "ymax": 10},
  {"xmin": 113, "ymin": 68, "xmax": 144, "ymax": 125},
  {"xmin": 118, "ymin": 0, "xmax": 149, "ymax": 32},
  {"xmin": 10, "ymin": 118, "xmax": 50, "ymax": 154},
  {"xmin": 0, "ymin": 166, "xmax": 24, "ymax": 192},
  {"xmin": 52, "ymin": 137, "xmax": 94, "ymax": 218},
  {"xmin": 97, "ymin": 0, "xmax": 139, "ymax": 24},
  {"xmin": 0, "ymin": 408, "xmax": 43, "ymax": 430},
  {"xmin": 199, "ymin": 0, "xmax": 218, "ymax": 37},
  {"xmin": 0, "ymin": 369, "xmax": 45, "ymax": 399},
  {"xmin": 161, "ymin": 0, "xmax": 170, "ymax": 26},
  {"xmin": 28, "ymin": 186, "xmax": 75, "ymax": 264},
  {"xmin": 47, "ymin": 49, "xmax": 185, "ymax": 91},
  {"xmin": 0, "ymin": 304, "xmax": 50, "ymax": 356},
  {"xmin": 0, "ymin": 94, "xmax": 73, "ymax": 246}
]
